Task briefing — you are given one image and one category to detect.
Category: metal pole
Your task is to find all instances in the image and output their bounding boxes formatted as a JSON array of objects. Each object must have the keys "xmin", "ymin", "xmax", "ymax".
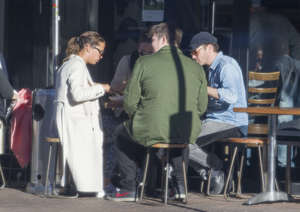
[
  {"xmin": 211, "ymin": 0, "xmax": 216, "ymax": 34},
  {"xmin": 51, "ymin": 0, "xmax": 60, "ymax": 85},
  {"xmin": 267, "ymin": 114, "xmax": 277, "ymax": 192}
]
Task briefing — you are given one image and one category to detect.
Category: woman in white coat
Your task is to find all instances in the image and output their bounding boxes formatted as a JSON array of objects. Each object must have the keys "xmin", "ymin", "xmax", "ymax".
[{"xmin": 55, "ymin": 31, "xmax": 110, "ymax": 198}]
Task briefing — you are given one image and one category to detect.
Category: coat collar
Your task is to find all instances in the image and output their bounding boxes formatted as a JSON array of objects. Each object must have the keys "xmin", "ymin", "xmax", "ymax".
[
  {"xmin": 156, "ymin": 45, "xmax": 183, "ymax": 55},
  {"xmin": 210, "ymin": 51, "xmax": 223, "ymax": 71},
  {"xmin": 71, "ymin": 54, "xmax": 94, "ymax": 86}
]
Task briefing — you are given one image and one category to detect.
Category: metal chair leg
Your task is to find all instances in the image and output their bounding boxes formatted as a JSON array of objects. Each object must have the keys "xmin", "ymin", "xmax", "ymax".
[
  {"xmin": 224, "ymin": 146, "xmax": 238, "ymax": 199},
  {"xmin": 258, "ymin": 145, "xmax": 265, "ymax": 192},
  {"xmin": 45, "ymin": 144, "xmax": 53, "ymax": 196},
  {"xmin": 182, "ymin": 159, "xmax": 188, "ymax": 203},
  {"xmin": 275, "ymin": 177, "xmax": 280, "ymax": 191},
  {"xmin": 0, "ymin": 161, "xmax": 6, "ymax": 189},
  {"xmin": 237, "ymin": 148, "xmax": 245, "ymax": 195},
  {"xmin": 164, "ymin": 149, "xmax": 170, "ymax": 205},
  {"xmin": 140, "ymin": 149, "xmax": 150, "ymax": 201},
  {"xmin": 285, "ymin": 144, "xmax": 291, "ymax": 194},
  {"xmin": 206, "ymin": 169, "xmax": 212, "ymax": 195},
  {"xmin": 200, "ymin": 180, "xmax": 204, "ymax": 193}
]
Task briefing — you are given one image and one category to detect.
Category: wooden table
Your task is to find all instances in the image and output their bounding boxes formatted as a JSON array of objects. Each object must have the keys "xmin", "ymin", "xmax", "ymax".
[{"xmin": 234, "ymin": 107, "xmax": 300, "ymax": 205}]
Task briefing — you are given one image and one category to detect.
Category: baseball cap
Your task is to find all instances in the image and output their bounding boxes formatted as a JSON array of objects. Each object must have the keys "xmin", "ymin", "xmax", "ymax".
[{"xmin": 189, "ymin": 32, "xmax": 218, "ymax": 51}]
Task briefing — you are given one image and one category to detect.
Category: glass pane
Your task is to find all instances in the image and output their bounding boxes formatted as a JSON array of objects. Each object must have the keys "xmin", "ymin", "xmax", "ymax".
[
  {"xmin": 215, "ymin": 0, "xmax": 234, "ymax": 30},
  {"xmin": 249, "ymin": 2, "xmax": 300, "ymax": 72},
  {"xmin": 248, "ymin": 1, "xmax": 300, "ymax": 111}
]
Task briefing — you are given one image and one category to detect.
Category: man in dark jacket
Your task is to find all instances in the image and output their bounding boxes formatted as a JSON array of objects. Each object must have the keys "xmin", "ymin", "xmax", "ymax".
[{"xmin": 107, "ymin": 22, "xmax": 208, "ymax": 202}]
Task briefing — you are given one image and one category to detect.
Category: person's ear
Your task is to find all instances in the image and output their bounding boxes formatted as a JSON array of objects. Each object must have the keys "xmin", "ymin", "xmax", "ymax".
[
  {"xmin": 161, "ymin": 35, "xmax": 168, "ymax": 45},
  {"xmin": 206, "ymin": 44, "xmax": 213, "ymax": 52},
  {"xmin": 84, "ymin": 44, "xmax": 91, "ymax": 53}
]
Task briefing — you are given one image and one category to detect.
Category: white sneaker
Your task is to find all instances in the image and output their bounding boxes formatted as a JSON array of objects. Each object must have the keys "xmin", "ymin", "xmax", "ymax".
[{"xmin": 96, "ymin": 191, "xmax": 105, "ymax": 198}]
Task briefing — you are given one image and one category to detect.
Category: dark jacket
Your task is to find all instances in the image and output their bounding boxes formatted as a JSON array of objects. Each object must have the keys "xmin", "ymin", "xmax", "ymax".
[{"xmin": 123, "ymin": 45, "xmax": 208, "ymax": 146}]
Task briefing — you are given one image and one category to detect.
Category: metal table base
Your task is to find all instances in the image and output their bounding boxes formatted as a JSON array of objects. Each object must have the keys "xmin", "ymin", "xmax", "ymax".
[
  {"xmin": 233, "ymin": 107, "xmax": 300, "ymax": 205},
  {"xmin": 245, "ymin": 114, "xmax": 292, "ymax": 205},
  {"xmin": 245, "ymin": 191, "xmax": 291, "ymax": 205}
]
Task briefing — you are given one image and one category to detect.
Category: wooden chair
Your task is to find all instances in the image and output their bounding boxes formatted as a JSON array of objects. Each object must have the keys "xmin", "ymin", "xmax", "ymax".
[
  {"xmin": 221, "ymin": 71, "xmax": 281, "ymax": 199},
  {"xmin": 140, "ymin": 143, "xmax": 188, "ymax": 205}
]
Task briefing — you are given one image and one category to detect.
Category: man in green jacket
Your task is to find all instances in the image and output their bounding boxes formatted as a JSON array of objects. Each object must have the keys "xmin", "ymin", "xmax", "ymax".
[{"xmin": 107, "ymin": 22, "xmax": 208, "ymax": 202}]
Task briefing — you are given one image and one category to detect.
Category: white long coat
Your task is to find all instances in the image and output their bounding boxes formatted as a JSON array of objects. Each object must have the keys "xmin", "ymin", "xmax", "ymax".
[{"xmin": 55, "ymin": 55, "xmax": 105, "ymax": 192}]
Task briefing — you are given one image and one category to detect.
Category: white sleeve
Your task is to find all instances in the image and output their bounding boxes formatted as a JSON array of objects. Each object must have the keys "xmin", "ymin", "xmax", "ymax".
[{"xmin": 67, "ymin": 62, "xmax": 105, "ymax": 103}]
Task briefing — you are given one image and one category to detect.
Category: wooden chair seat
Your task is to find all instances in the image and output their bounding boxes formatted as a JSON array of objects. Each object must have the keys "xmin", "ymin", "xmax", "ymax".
[{"xmin": 226, "ymin": 137, "xmax": 266, "ymax": 146}]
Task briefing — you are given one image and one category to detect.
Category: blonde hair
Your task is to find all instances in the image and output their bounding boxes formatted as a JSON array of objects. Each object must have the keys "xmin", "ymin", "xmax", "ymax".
[{"xmin": 64, "ymin": 31, "xmax": 105, "ymax": 61}]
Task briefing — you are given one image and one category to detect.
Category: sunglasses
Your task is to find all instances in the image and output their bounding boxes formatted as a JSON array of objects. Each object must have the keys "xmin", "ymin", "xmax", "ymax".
[
  {"xmin": 191, "ymin": 50, "xmax": 198, "ymax": 56},
  {"xmin": 93, "ymin": 47, "xmax": 104, "ymax": 56},
  {"xmin": 191, "ymin": 46, "xmax": 205, "ymax": 56}
]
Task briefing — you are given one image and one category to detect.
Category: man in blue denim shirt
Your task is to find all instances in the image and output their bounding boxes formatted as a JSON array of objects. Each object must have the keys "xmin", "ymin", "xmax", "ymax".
[{"xmin": 188, "ymin": 32, "xmax": 248, "ymax": 194}]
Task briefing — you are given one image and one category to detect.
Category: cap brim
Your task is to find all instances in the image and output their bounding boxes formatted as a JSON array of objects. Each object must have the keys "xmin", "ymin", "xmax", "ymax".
[{"xmin": 188, "ymin": 43, "xmax": 199, "ymax": 52}]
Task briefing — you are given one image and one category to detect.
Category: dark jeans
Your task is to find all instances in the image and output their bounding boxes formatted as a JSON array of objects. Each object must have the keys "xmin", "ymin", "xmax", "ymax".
[{"xmin": 112, "ymin": 124, "xmax": 189, "ymax": 191}]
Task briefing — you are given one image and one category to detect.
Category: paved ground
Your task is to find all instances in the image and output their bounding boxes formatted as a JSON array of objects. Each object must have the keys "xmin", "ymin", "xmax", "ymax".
[{"xmin": 0, "ymin": 188, "xmax": 300, "ymax": 212}]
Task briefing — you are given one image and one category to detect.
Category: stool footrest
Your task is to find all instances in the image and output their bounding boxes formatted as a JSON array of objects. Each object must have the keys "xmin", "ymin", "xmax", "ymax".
[
  {"xmin": 45, "ymin": 137, "xmax": 60, "ymax": 143},
  {"xmin": 151, "ymin": 143, "xmax": 188, "ymax": 148}
]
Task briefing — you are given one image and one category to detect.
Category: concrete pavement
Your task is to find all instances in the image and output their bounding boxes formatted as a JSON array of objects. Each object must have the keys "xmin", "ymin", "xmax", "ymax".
[{"xmin": 0, "ymin": 188, "xmax": 300, "ymax": 212}]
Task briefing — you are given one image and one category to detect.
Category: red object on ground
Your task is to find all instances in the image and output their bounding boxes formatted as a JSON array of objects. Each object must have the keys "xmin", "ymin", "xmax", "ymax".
[{"xmin": 10, "ymin": 88, "xmax": 32, "ymax": 168}]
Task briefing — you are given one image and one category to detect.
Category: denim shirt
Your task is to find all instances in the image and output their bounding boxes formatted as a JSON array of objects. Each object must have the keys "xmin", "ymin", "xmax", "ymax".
[{"xmin": 206, "ymin": 52, "xmax": 248, "ymax": 132}]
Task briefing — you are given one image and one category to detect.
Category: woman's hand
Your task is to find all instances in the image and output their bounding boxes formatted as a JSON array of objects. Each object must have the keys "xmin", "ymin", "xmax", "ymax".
[{"xmin": 100, "ymin": 83, "xmax": 111, "ymax": 93}]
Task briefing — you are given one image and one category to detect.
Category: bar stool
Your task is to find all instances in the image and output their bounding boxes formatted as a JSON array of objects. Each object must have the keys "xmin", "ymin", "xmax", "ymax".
[
  {"xmin": 0, "ymin": 161, "xmax": 6, "ymax": 189},
  {"xmin": 221, "ymin": 137, "xmax": 266, "ymax": 199},
  {"xmin": 200, "ymin": 138, "xmax": 265, "ymax": 199},
  {"xmin": 140, "ymin": 143, "xmax": 188, "ymax": 205},
  {"xmin": 44, "ymin": 137, "xmax": 60, "ymax": 196},
  {"xmin": 44, "ymin": 137, "xmax": 78, "ymax": 198}
]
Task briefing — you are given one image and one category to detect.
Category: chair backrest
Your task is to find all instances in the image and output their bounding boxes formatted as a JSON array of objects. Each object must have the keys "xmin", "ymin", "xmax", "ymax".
[
  {"xmin": 247, "ymin": 71, "xmax": 281, "ymax": 135},
  {"xmin": 248, "ymin": 71, "xmax": 280, "ymax": 106}
]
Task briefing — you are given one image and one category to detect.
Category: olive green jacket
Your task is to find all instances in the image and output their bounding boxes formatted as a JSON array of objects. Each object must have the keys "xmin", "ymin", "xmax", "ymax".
[{"xmin": 123, "ymin": 45, "xmax": 208, "ymax": 147}]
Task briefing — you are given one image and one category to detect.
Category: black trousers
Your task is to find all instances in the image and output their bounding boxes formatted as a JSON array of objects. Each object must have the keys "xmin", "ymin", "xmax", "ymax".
[{"xmin": 113, "ymin": 124, "xmax": 189, "ymax": 191}]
